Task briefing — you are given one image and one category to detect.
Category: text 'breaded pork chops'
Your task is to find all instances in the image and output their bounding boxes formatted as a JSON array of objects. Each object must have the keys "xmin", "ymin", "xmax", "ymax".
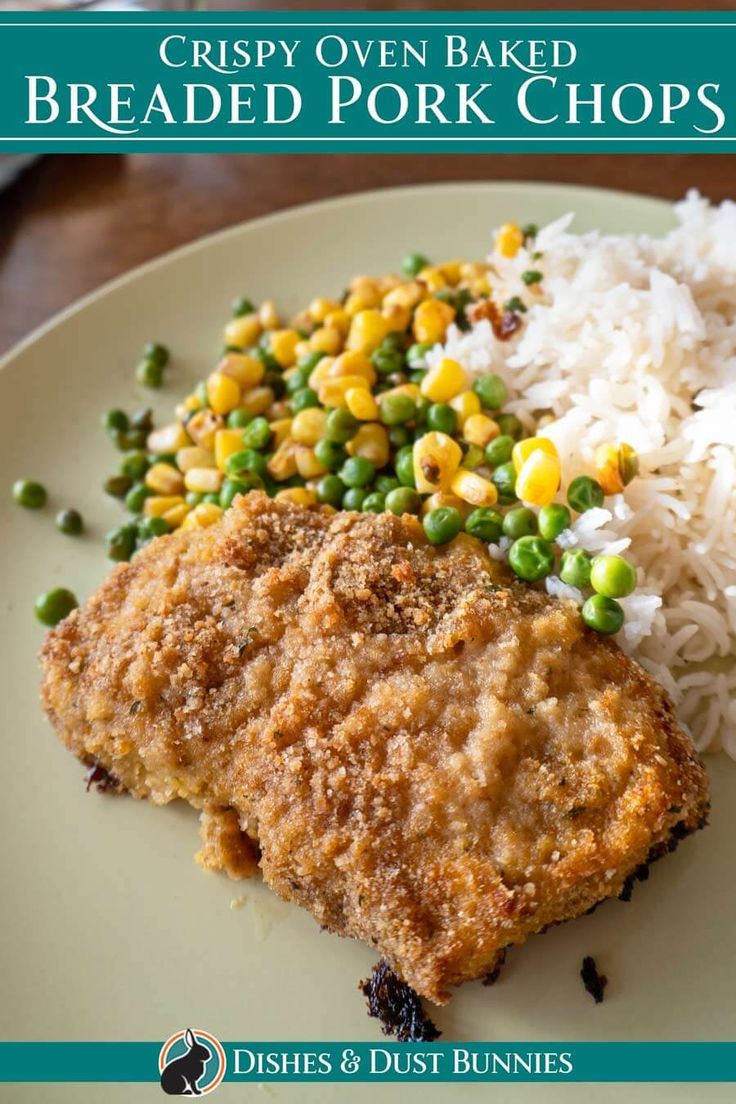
[{"xmin": 40, "ymin": 493, "xmax": 709, "ymax": 1003}]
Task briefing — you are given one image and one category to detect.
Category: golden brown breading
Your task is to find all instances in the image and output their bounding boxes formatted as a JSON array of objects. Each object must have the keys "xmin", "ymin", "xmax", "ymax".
[{"xmin": 40, "ymin": 493, "xmax": 709, "ymax": 1003}]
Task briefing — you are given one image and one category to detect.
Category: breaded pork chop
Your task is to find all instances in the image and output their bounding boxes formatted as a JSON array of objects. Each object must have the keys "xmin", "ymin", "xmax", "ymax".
[{"xmin": 41, "ymin": 493, "xmax": 708, "ymax": 1003}]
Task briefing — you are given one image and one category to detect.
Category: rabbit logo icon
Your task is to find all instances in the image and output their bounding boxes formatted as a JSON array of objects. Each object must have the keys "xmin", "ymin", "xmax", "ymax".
[{"xmin": 159, "ymin": 1028, "xmax": 227, "ymax": 1096}]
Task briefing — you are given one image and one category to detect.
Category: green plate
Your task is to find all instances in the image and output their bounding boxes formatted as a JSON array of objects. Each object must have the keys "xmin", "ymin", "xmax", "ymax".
[{"xmin": 0, "ymin": 183, "xmax": 733, "ymax": 1104}]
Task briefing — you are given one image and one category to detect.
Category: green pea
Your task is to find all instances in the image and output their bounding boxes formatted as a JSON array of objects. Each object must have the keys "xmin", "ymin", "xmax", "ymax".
[
  {"xmin": 296, "ymin": 350, "xmax": 325, "ymax": 374},
  {"xmin": 342, "ymin": 487, "xmax": 366, "ymax": 511},
  {"xmin": 409, "ymin": 370, "xmax": 427, "ymax": 385},
  {"xmin": 538, "ymin": 503, "xmax": 571, "ymax": 542},
  {"xmin": 55, "ymin": 509, "xmax": 83, "ymax": 536},
  {"xmin": 495, "ymin": 413, "xmax": 523, "ymax": 440},
  {"xmin": 103, "ymin": 475, "xmax": 134, "ymax": 499},
  {"xmin": 150, "ymin": 452, "xmax": 177, "ymax": 467},
  {"xmin": 383, "ymin": 331, "xmax": 407, "ymax": 352},
  {"xmin": 285, "ymin": 366, "xmax": 312, "ymax": 395},
  {"xmin": 521, "ymin": 270, "xmax": 543, "ymax": 286},
  {"xmin": 227, "ymin": 407, "xmax": 255, "ymax": 429},
  {"xmin": 120, "ymin": 450, "xmax": 150, "ymax": 480},
  {"xmin": 255, "ymin": 347, "xmax": 280, "ymax": 373},
  {"xmin": 465, "ymin": 507, "xmax": 503, "ymax": 543},
  {"xmin": 232, "ymin": 296, "xmax": 255, "ymax": 317},
  {"xmin": 202, "ymin": 492, "xmax": 221, "ymax": 506},
  {"xmin": 473, "ymin": 373, "xmax": 508, "ymax": 411},
  {"xmin": 407, "ymin": 342, "xmax": 433, "ymax": 370},
  {"xmin": 375, "ymin": 475, "xmax": 400, "ymax": 495},
  {"xmin": 484, "ymin": 435, "xmax": 515, "ymax": 468},
  {"xmin": 362, "ymin": 492, "xmax": 386, "ymax": 514},
  {"xmin": 291, "ymin": 387, "xmax": 320, "ymax": 414},
  {"xmin": 567, "ymin": 475, "xmax": 604, "ymax": 514},
  {"xmin": 371, "ymin": 344, "xmax": 404, "ymax": 377},
  {"xmin": 503, "ymin": 507, "xmax": 538, "ymax": 539},
  {"xmin": 402, "ymin": 252, "xmax": 429, "ymax": 278},
  {"xmin": 508, "ymin": 536, "xmax": 555, "ymax": 582},
  {"xmin": 124, "ymin": 483, "xmax": 151, "ymax": 514},
  {"xmin": 388, "ymin": 426, "xmax": 411, "ymax": 449},
  {"xmin": 325, "ymin": 408, "xmax": 359, "ymax": 444},
  {"xmin": 581, "ymin": 594, "xmax": 624, "ymax": 635},
  {"xmin": 130, "ymin": 408, "xmax": 154, "ymax": 433},
  {"xmin": 103, "ymin": 409, "xmax": 128, "ymax": 435},
  {"xmin": 503, "ymin": 296, "xmax": 527, "ymax": 314},
  {"xmin": 35, "ymin": 587, "xmax": 78, "ymax": 627},
  {"xmin": 522, "ymin": 223, "xmax": 538, "ymax": 240},
  {"xmin": 186, "ymin": 491, "xmax": 204, "ymax": 507},
  {"xmin": 385, "ymin": 487, "xmax": 421, "ymax": 516},
  {"xmin": 143, "ymin": 342, "xmax": 169, "ymax": 367},
  {"xmin": 137, "ymin": 516, "xmax": 169, "ymax": 543},
  {"xmin": 194, "ymin": 381, "xmax": 209, "ymax": 408},
  {"xmin": 463, "ymin": 444, "xmax": 485, "ymax": 470},
  {"xmin": 379, "ymin": 393, "xmax": 415, "ymax": 426},
  {"xmin": 12, "ymin": 479, "xmax": 47, "ymax": 509},
  {"xmin": 413, "ymin": 396, "xmax": 430, "ymax": 425},
  {"xmin": 114, "ymin": 427, "xmax": 148, "ymax": 451},
  {"xmin": 314, "ymin": 438, "xmax": 347, "ymax": 472},
  {"xmin": 241, "ymin": 416, "xmax": 272, "ymax": 450},
  {"xmin": 423, "ymin": 506, "xmax": 463, "ymax": 546},
  {"xmin": 590, "ymin": 554, "xmax": 637, "ymax": 599},
  {"xmin": 219, "ymin": 475, "xmax": 262, "ymax": 509},
  {"xmin": 426, "ymin": 403, "xmax": 457, "ymax": 435},
  {"xmin": 135, "ymin": 358, "xmax": 164, "ymax": 388},
  {"xmin": 225, "ymin": 449, "xmax": 268, "ymax": 479},
  {"xmin": 105, "ymin": 523, "xmax": 137, "ymax": 562},
  {"xmin": 491, "ymin": 462, "xmax": 517, "ymax": 503},
  {"xmin": 339, "ymin": 456, "xmax": 375, "ymax": 489},
  {"xmin": 395, "ymin": 446, "xmax": 416, "ymax": 488},
  {"xmin": 315, "ymin": 474, "xmax": 346, "ymax": 506},
  {"xmin": 559, "ymin": 548, "xmax": 592, "ymax": 588}
]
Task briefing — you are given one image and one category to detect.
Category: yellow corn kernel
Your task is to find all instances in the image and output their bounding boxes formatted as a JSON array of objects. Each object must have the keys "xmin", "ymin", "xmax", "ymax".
[
  {"xmin": 293, "ymin": 339, "xmax": 311, "ymax": 361},
  {"xmin": 324, "ymin": 308, "xmax": 350, "ymax": 336},
  {"xmin": 378, "ymin": 273, "xmax": 402, "ymax": 295},
  {"xmin": 181, "ymin": 502, "xmax": 224, "ymax": 530},
  {"xmin": 291, "ymin": 309, "xmax": 312, "ymax": 334},
  {"xmin": 449, "ymin": 389, "xmax": 482, "ymax": 428},
  {"xmin": 379, "ymin": 382, "xmax": 421, "ymax": 402},
  {"xmin": 241, "ymin": 386, "xmax": 274, "ymax": 416},
  {"xmin": 291, "ymin": 407, "xmax": 329, "ymax": 446},
  {"xmin": 421, "ymin": 491, "xmax": 469, "ymax": 517},
  {"xmin": 224, "ymin": 313, "xmax": 262, "ymax": 349},
  {"xmin": 463, "ymin": 413, "xmax": 500, "ymax": 448},
  {"xmin": 329, "ymin": 350, "xmax": 377, "ymax": 386},
  {"xmin": 309, "ymin": 326, "xmax": 343, "ymax": 355},
  {"xmin": 346, "ymin": 423, "xmax": 390, "ymax": 468},
  {"xmin": 258, "ymin": 300, "xmax": 280, "ymax": 330},
  {"xmin": 420, "ymin": 357, "xmax": 468, "ymax": 404},
  {"xmin": 269, "ymin": 328, "xmax": 300, "ymax": 368},
  {"xmin": 176, "ymin": 446, "xmax": 216, "ymax": 473},
  {"xmin": 217, "ymin": 353, "xmax": 264, "ymax": 389},
  {"xmin": 413, "ymin": 431, "xmax": 463, "ymax": 494},
  {"xmin": 382, "ymin": 303, "xmax": 412, "ymax": 332},
  {"xmin": 147, "ymin": 422, "xmax": 191, "ymax": 455},
  {"xmin": 144, "ymin": 494, "xmax": 185, "ymax": 519},
  {"xmin": 206, "ymin": 371, "xmax": 241, "ymax": 416},
  {"xmin": 182, "ymin": 393, "xmax": 201, "ymax": 413},
  {"xmin": 214, "ymin": 428, "xmax": 247, "ymax": 472},
  {"xmin": 184, "ymin": 467, "xmax": 224, "ymax": 495},
  {"xmin": 594, "ymin": 442, "xmax": 639, "ymax": 495},
  {"xmin": 344, "ymin": 288, "xmax": 381, "ymax": 315},
  {"xmin": 417, "ymin": 266, "xmax": 447, "ymax": 293},
  {"xmin": 345, "ymin": 387, "xmax": 379, "ymax": 421},
  {"xmin": 450, "ymin": 469, "xmax": 499, "ymax": 507},
  {"xmin": 306, "ymin": 356, "xmax": 335, "ymax": 388},
  {"xmin": 161, "ymin": 502, "xmax": 191, "ymax": 529},
  {"xmin": 512, "ymin": 436, "xmax": 559, "ymax": 473},
  {"xmin": 346, "ymin": 309, "xmax": 390, "ymax": 355},
  {"xmin": 145, "ymin": 463, "xmax": 185, "ymax": 496},
  {"xmin": 515, "ymin": 449, "xmax": 561, "ymax": 507},
  {"xmin": 274, "ymin": 487, "xmax": 318, "ymax": 508},
  {"xmin": 495, "ymin": 222, "xmax": 525, "ymax": 258},
  {"xmin": 468, "ymin": 275, "xmax": 492, "ymax": 298},
  {"xmin": 318, "ymin": 375, "xmax": 372, "ymax": 409},
  {"xmin": 309, "ymin": 297, "xmax": 341, "ymax": 323},
  {"xmin": 267, "ymin": 439, "xmax": 298, "ymax": 481},
  {"xmin": 185, "ymin": 409, "xmax": 224, "ymax": 450},
  {"xmin": 412, "ymin": 298, "xmax": 455, "ymax": 345},
  {"xmin": 349, "ymin": 274, "xmax": 381, "ymax": 296},
  {"xmin": 438, "ymin": 260, "xmax": 463, "ymax": 285},
  {"xmin": 269, "ymin": 417, "xmax": 294, "ymax": 447},
  {"xmin": 460, "ymin": 261, "xmax": 488, "ymax": 282},
  {"xmin": 267, "ymin": 401, "xmax": 290, "ymax": 422},
  {"xmin": 294, "ymin": 445, "xmax": 327, "ymax": 480},
  {"xmin": 383, "ymin": 281, "xmax": 425, "ymax": 311}
]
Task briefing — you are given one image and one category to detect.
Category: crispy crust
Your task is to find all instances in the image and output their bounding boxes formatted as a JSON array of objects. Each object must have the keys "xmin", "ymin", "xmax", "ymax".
[{"xmin": 40, "ymin": 493, "xmax": 709, "ymax": 1003}]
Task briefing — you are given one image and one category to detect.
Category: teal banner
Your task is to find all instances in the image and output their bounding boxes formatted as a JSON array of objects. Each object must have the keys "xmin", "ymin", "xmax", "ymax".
[
  {"xmin": 0, "ymin": 10, "xmax": 735, "ymax": 150},
  {"xmin": 1, "ymin": 1041, "xmax": 736, "ymax": 1083}
]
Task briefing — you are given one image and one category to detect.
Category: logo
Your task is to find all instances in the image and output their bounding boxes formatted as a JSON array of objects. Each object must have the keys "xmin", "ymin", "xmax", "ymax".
[{"xmin": 159, "ymin": 1028, "xmax": 226, "ymax": 1096}]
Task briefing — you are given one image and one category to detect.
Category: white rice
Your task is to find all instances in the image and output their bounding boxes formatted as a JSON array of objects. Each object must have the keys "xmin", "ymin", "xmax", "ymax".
[{"xmin": 431, "ymin": 191, "xmax": 736, "ymax": 756}]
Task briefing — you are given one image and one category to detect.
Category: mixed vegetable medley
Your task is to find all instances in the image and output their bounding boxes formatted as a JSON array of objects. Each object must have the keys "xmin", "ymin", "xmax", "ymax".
[{"xmin": 16, "ymin": 222, "xmax": 641, "ymax": 633}]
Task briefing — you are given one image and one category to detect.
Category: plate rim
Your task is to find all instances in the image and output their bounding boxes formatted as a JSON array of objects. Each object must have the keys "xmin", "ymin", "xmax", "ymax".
[{"xmin": 0, "ymin": 179, "xmax": 672, "ymax": 371}]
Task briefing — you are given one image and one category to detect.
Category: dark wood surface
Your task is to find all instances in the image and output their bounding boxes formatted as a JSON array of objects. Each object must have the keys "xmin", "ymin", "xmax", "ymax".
[{"xmin": 2, "ymin": 0, "xmax": 735, "ymax": 353}]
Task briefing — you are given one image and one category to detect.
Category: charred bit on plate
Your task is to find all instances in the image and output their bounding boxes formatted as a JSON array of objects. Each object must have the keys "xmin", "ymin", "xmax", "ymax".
[
  {"xmin": 360, "ymin": 960, "xmax": 441, "ymax": 1042},
  {"xmin": 580, "ymin": 955, "xmax": 607, "ymax": 1004},
  {"xmin": 84, "ymin": 760, "xmax": 122, "ymax": 795}
]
